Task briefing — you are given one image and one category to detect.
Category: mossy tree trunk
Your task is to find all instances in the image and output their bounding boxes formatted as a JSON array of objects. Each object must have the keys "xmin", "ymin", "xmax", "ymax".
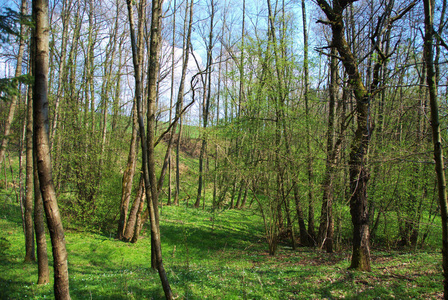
[{"xmin": 423, "ymin": 0, "xmax": 448, "ymax": 296}]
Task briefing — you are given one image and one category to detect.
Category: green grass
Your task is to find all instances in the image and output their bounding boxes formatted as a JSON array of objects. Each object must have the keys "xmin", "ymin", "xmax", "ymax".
[{"xmin": 0, "ymin": 200, "xmax": 444, "ymax": 300}]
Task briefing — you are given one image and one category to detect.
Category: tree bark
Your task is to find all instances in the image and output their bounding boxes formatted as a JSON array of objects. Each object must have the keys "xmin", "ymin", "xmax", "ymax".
[
  {"xmin": 126, "ymin": 0, "xmax": 173, "ymax": 297},
  {"xmin": 424, "ymin": 0, "xmax": 448, "ymax": 296},
  {"xmin": 301, "ymin": 0, "xmax": 315, "ymax": 246},
  {"xmin": 28, "ymin": 35, "xmax": 50, "ymax": 283},
  {"xmin": 123, "ymin": 176, "xmax": 145, "ymax": 242},
  {"xmin": 34, "ymin": 142, "xmax": 50, "ymax": 284},
  {"xmin": 32, "ymin": 0, "xmax": 71, "ymax": 297},
  {"xmin": 317, "ymin": 0, "xmax": 373, "ymax": 271},
  {"xmin": 117, "ymin": 93, "xmax": 139, "ymax": 240}
]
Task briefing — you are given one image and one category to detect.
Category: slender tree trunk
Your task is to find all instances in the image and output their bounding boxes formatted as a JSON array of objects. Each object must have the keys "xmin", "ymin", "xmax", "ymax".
[
  {"xmin": 126, "ymin": 0, "xmax": 173, "ymax": 297},
  {"xmin": 174, "ymin": 0, "xmax": 194, "ymax": 206},
  {"xmin": 117, "ymin": 95, "xmax": 139, "ymax": 240},
  {"xmin": 195, "ymin": 0, "xmax": 215, "ymax": 208},
  {"xmin": 49, "ymin": 0, "xmax": 71, "ymax": 151},
  {"xmin": 131, "ymin": 197, "xmax": 148, "ymax": 243},
  {"xmin": 302, "ymin": 0, "xmax": 315, "ymax": 246},
  {"xmin": 28, "ymin": 41, "xmax": 50, "ymax": 283},
  {"xmin": 167, "ymin": 0, "xmax": 177, "ymax": 206},
  {"xmin": 123, "ymin": 176, "xmax": 145, "ymax": 241},
  {"xmin": 317, "ymin": 48, "xmax": 343, "ymax": 253},
  {"xmin": 10, "ymin": 0, "xmax": 36, "ymax": 263},
  {"xmin": 34, "ymin": 143, "xmax": 50, "ymax": 284},
  {"xmin": 424, "ymin": 0, "xmax": 448, "ymax": 296},
  {"xmin": 0, "ymin": 0, "xmax": 28, "ymax": 168},
  {"xmin": 24, "ymin": 86, "xmax": 36, "ymax": 263},
  {"xmin": 32, "ymin": 0, "xmax": 70, "ymax": 297}
]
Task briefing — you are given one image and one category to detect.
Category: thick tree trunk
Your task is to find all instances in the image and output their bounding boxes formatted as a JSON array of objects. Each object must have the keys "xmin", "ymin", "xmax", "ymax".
[
  {"xmin": 424, "ymin": 0, "xmax": 448, "ymax": 296},
  {"xmin": 337, "ymin": 29, "xmax": 371, "ymax": 272},
  {"xmin": 317, "ymin": 0, "xmax": 374, "ymax": 271},
  {"xmin": 32, "ymin": 0, "xmax": 71, "ymax": 298}
]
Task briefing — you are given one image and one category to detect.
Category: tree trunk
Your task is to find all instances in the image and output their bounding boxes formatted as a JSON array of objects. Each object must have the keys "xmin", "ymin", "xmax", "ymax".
[
  {"xmin": 34, "ymin": 144, "xmax": 49, "ymax": 284},
  {"xmin": 32, "ymin": 0, "xmax": 71, "ymax": 297},
  {"xmin": 317, "ymin": 48, "xmax": 342, "ymax": 253},
  {"xmin": 195, "ymin": 0, "xmax": 215, "ymax": 208},
  {"xmin": 28, "ymin": 7, "xmax": 50, "ymax": 286},
  {"xmin": 11, "ymin": 0, "xmax": 35, "ymax": 263},
  {"xmin": 126, "ymin": 0, "xmax": 173, "ymax": 297},
  {"xmin": 424, "ymin": 0, "xmax": 448, "ymax": 296},
  {"xmin": 49, "ymin": 0, "xmax": 71, "ymax": 151},
  {"xmin": 301, "ymin": 0, "xmax": 315, "ymax": 246},
  {"xmin": 0, "ymin": 0, "xmax": 28, "ymax": 168},
  {"xmin": 123, "ymin": 177, "xmax": 145, "ymax": 242},
  {"xmin": 117, "ymin": 97, "xmax": 139, "ymax": 240},
  {"xmin": 317, "ymin": 0, "xmax": 374, "ymax": 271}
]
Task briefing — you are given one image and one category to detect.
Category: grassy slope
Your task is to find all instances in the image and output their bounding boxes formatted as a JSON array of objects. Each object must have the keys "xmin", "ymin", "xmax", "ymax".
[
  {"xmin": 0, "ymin": 125, "xmax": 444, "ymax": 299},
  {"xmin": 0, "ymin": 199, "xmax": 443, "ymax": 299}
]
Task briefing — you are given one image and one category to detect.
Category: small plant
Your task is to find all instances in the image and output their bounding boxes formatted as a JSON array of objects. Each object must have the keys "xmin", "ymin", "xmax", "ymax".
[{"xmin": 0, "ymin": 236, "xmax": 10, "ymax": 260}]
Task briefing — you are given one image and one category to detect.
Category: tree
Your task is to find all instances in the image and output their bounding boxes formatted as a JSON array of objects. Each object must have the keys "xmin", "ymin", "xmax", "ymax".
[
  {"xmin": 126, "ymin": 0, "xmax": 173, "ymax": 297},
  {"xmin": 195, "ymin": 0, "xmax": 216, "ymax": 208},
  {"xmin": 32, "ymin": 0, "xmax": 70, "ymax": 298},
  {"xmin": 0, "ymin": 0, "xmax": 28, "ymax": 170},
  {"xmin": 301, "ymin": 0, "xmax": 315, "ymax": 247},
  {"xmin": 315, "ymin": 0, "xmax": 415, "ymax": 270},
  {"xmin": 117, "ymin": 0, "xmax": 144, "ymax": 241},
  {"xmin": 423, "ymin": 0, "xmax": 448, "ymax": 296}
]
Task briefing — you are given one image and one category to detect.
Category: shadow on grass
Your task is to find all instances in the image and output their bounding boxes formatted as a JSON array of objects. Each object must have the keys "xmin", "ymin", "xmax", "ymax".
[{"xmin": 160, "ymin": 208, "xmax": 264, "ymax": 255}]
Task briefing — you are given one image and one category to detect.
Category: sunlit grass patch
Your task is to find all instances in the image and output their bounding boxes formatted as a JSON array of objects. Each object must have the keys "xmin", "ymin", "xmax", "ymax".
[{"xmin": 0, "ymin": 202, "xmax": 444, "ymax": 299}]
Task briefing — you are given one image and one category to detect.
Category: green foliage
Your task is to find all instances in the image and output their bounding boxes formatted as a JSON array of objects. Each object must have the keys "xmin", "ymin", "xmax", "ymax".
[
  {"xmin": 0, "ymin": 74, "xmax": 32, "ymax": 102},
  {"xmin": 0, "ymin": 7, "xmax": 32, "ymax": 43}
]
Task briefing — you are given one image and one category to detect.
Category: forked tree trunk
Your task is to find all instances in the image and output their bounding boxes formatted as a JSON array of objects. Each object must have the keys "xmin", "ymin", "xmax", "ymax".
[
  {"xmin": 32, "ymin": 0, "xmax": 70, "ymax": 298},
  {"xmin": 117, "ymin": 97, "xmax": 139, "ymax": 240},
  {"xmin": 29, "ymin": 76, "xmax": 50, "ymax": 284},
  {"xmin": 28, "ymin": 7, "xmax": 49, "ymax": 286},
  {"xmin": 123, "ymin": 176, "xmax": 145, "ymax": 241},
  {"xmin": 126, "ymin": 0, "xmax": 173, "ymax": 298},
  {"xmin": 423, "ymin": 0, "xmax": 448, "ymax": 296},
  {"xmin": 33, "ymin": 147, "xmax": 50, "ymax": 284}
]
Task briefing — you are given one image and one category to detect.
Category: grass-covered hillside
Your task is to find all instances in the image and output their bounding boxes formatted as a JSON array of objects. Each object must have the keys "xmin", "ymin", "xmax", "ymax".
[{"xmin": 0, "ymin": 200, "xmax": 443, "ymax": 299}]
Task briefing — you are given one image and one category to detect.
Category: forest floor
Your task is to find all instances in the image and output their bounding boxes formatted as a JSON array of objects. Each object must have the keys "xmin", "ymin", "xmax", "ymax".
[{"xmin": 0, "ymin": 201, "xmax": 443, "ymax": 299}]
